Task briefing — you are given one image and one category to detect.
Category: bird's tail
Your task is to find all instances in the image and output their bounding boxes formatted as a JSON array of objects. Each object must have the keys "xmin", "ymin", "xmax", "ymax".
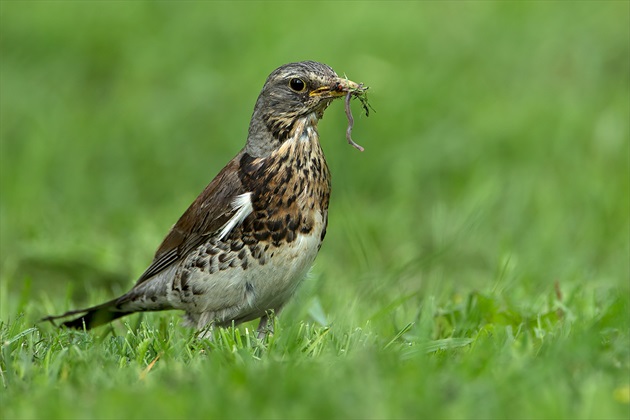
[
  {"xmin": 43, "ymin": 270, "xmax": 173, "ymax": 329},
  {"xmin": 41, "ymin": 298, "xmax": 133, "ymax": 330}
]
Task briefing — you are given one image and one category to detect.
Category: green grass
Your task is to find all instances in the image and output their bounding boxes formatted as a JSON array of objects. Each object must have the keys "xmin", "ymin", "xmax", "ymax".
[{"xmin": 1, "ymin": 1, "xmax": 628, "ymax": 419}]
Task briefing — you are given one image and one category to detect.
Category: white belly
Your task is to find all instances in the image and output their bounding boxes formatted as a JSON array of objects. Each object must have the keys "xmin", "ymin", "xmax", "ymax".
[{"xmin": 171, "ymin": 220, "xmax": 323, "ymax": 328}]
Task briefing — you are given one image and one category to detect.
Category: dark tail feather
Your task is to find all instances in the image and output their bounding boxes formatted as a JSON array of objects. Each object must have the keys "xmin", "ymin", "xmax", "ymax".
[{"xmin": 42, "ymin": 299, "xmax": 133, "ymax": 330}]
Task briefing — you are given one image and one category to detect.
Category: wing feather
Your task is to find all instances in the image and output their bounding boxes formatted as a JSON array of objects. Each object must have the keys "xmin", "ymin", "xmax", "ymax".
[{"xmin": 134, "ymin": 152, "xmax": 255, "ymax": 286}]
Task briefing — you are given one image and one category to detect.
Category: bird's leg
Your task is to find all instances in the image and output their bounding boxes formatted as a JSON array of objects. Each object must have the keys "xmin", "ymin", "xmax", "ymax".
[
  {"xmin": 196, "ymin": 323, "xmax": 215, "ymax": 340},
  {"xmin": 256, "ymin": 309, "xmax": 280, "ymax": 340}
]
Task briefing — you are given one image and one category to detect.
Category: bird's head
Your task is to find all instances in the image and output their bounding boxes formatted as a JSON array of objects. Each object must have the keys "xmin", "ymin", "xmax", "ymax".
[{"xmin": 245, "ymin": 61, "xmax": 362, "ymax": 157}]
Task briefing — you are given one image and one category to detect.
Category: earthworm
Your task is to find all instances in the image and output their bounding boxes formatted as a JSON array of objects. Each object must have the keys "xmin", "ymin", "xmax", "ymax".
[{"xmin": 345, "ymin": 91, "xmax": 365, "ymax": 152}]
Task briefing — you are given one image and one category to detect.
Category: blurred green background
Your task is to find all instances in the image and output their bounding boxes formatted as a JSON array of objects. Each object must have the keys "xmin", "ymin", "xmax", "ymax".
[{"xmin": 1, "ymin": 1, "xmax": 628, "ymax": 418}]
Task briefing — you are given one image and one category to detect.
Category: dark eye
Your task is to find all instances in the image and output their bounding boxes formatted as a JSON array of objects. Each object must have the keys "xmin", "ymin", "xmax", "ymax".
[{"xmin": 289, "ymin": 78, "xmax": 306, "ymax": 92}]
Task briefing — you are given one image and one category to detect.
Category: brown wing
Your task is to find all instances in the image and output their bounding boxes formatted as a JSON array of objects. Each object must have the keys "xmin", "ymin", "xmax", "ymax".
[{"xmin": 133, "ymin": 151, "xmax": 252, "ymax": 286}]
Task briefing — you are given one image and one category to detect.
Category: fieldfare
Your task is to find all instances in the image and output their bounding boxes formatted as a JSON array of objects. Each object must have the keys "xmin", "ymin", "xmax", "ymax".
[{"xmin": 43, "ymin": 61, "xmax": 367, "ymax": 338}]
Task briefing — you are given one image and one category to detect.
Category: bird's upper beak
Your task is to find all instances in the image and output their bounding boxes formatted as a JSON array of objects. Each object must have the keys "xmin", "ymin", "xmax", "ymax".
[{"xmin": 309, "ymin": 77, "xmax": 366, "ymax": 99}]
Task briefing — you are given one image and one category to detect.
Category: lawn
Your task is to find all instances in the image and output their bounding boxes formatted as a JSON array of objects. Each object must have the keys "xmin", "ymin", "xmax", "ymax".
[{"xmin": 1, "ymin": 1, "xmax": 628, "ymax": 419}]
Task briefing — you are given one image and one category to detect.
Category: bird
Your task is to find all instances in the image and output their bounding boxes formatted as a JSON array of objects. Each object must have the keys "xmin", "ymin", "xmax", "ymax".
[{"xmin": 43, "ymin": 61, "xmax": 365, "ymax": 338}]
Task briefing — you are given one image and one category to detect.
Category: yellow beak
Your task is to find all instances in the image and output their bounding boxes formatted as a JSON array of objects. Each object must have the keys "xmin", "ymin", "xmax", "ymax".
[{"xmin": 309, "ymin": 77, "xmax": 365, "ymax": 98}]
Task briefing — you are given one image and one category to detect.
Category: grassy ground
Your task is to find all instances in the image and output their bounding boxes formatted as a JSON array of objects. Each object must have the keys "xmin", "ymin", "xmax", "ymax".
[{"xmin": 1, "ymin": 1, "xmax": 628, "ymax": 419}]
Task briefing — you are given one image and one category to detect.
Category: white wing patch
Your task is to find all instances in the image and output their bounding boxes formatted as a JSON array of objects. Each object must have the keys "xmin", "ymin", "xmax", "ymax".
[{"xmin": 217, "ymin": 192, "xmax": 253, "ymax": 241}]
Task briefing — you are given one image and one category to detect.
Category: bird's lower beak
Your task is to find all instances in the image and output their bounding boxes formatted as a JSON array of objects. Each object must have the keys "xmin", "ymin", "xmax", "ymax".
[{"xmin": 309, "ymin": 78, "xmax": 366, "ymax": 99}]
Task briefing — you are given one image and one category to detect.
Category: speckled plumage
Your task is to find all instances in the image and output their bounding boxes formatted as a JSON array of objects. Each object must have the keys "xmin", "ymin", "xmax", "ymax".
[{"xmin": 43, "ymin": 61, "xmax": 362, "ymax": 337}]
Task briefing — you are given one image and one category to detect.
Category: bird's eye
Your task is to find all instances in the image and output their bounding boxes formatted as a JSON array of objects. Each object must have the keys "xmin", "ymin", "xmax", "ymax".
[{"xmin": 289, "ymin": 78, "xmax": 306, "ymax": 92}]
